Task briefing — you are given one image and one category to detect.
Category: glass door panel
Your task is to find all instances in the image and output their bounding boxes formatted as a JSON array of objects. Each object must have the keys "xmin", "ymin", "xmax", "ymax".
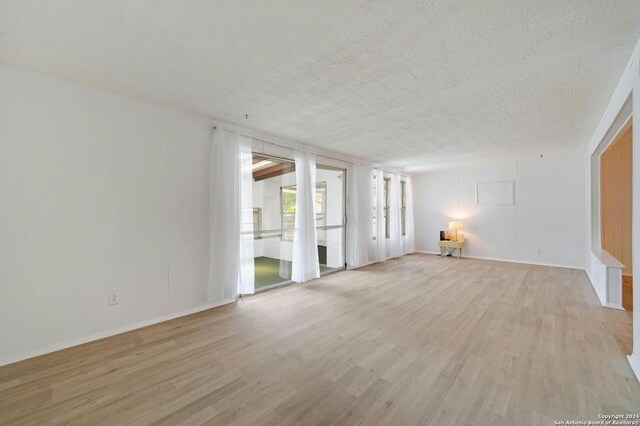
[
  {"xmin": 251, "ymin": 153, "xmax": 296, "ymax": 291},
  {"xmin": 316, "ymin": 164, "xmax": 346, "ymax": 273},
  {"xmin": 250, "ymin": 155, "xmax": 347, "ymax": 292}
]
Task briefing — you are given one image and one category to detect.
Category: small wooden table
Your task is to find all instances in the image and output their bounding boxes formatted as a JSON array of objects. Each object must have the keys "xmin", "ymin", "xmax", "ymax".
[{"xmin": 439, "ymin": 240, "xmax": 464, "ymax": 258}]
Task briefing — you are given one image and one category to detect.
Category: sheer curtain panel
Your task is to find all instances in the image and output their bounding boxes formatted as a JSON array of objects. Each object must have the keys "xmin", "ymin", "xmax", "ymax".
[
  {"xmin": 346, "ymin": 163, "xmax": 372, "ymax": 269},
  {"xmin": 388, "ymin": 173, "xmax": 403, "ymax": 259},
  {"xmin": 238, "ymin": 140, "xmax": 255, "ymax": 295},
  {"xmin": 374, "ymin": 169, "xmax": 386, "ymax": 262},
  {"xmin": 291, "ymin": 150, "xmax": 321, "ymax": 282},
  {"xmin": 208, "ymin": 129, "xmax": 254, "ymax": 303},
  {"xmin": 403, "ymin": 176, "xmax": 416, "ymax": 255}
]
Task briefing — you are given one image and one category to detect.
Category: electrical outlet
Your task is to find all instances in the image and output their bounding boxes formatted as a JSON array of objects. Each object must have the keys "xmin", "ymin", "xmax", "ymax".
[
  {"xmin": 109, "ymin": 293, "xmax": 119, "ymax": 305},
  {"xmin": 536, "ymin": 248, "xmax": 541, "ymax": 254}
]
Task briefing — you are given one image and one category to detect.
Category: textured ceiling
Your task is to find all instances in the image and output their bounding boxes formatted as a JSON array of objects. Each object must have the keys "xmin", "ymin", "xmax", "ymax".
[{"xmin": 1, "ymin": 1, "xmax": 639, "ymax": 171}]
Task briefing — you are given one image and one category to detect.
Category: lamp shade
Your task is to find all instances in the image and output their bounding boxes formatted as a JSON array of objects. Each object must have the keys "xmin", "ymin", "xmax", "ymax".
[{"xmin": 448, "ymin": 221, "xmax": 463, "ymax": 230}]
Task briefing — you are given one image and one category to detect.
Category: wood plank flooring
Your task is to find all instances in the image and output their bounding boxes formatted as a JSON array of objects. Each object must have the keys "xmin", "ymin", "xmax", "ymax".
[
  {"xmin": 623, "ymin": 275, "xmax": 633, "ymax": 311},
  {"xmin": 1, "ymin": 254, "xmax": 639, "ymax": 425}
]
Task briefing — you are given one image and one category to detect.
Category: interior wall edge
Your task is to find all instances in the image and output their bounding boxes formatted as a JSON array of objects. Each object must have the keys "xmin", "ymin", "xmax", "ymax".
[
  {"xmin": 628, "ymin": 354, "xmax": 640, "ymax": 383},
  {"xmin": 585, "ymin": 37, "xmax": 640, "ymax": 156},
  {"xmin": 583, "ymin": 34, "xmax": 639, "ymax": 367}
]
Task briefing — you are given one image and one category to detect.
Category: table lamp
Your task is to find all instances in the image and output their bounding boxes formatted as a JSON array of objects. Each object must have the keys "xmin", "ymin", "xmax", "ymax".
[{"xmin": 448, "ymin": 221, "xmax": 463, "ymax": 241}]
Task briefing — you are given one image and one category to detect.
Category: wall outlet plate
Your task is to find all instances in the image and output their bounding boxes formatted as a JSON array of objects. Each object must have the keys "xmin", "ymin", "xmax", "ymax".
[{"xmin": 109, "ymin": 293, "xmax": 119, "ymax": 305}]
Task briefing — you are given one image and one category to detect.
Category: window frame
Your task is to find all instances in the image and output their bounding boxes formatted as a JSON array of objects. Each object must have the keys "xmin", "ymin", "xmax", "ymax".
[
  {"xmin": 372, "ymin": 173, "xmax": 377, "ymax": 240},
  {"xmin": 253, "ymin": 207, "xmax": 263, "ymax": 239},
  {"xmin": 280, "ymin": 183, "xmax": 327, "ymax": 241},
  {"xmin": 400, "ymin": 180, "xmax": 406, "ymax": 236},
  {"xmin": 383, "ymin": 177, "xmax": 391, "ymax": 239}
]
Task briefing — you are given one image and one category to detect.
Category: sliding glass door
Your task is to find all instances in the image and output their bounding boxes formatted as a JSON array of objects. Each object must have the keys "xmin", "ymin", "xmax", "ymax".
[
  {"xmin": 250, "ymin": 153, "xmax": 346, "ymax": 291},
  {"xmin": 315, "ymin": 164, "xmax": 346, "ymax": 273},
  {"xmin": 251, "ymin": 154, "xmax": 297, "ymax": 291}
]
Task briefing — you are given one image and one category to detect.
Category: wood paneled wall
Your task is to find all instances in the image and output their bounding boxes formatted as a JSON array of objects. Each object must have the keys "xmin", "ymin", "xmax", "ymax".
[{"xmin": 601, "ymin": 124, "xmax": 633, "ymax": 275}]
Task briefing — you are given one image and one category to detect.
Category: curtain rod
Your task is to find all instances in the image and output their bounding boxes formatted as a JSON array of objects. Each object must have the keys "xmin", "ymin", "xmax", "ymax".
[
  {"xmin": 212, "ymin": 125, "xmax": 353, "ymax": 166},
  {"xmin": 212, "ymin": 125, "xmax": 410, "ymax": 177}
]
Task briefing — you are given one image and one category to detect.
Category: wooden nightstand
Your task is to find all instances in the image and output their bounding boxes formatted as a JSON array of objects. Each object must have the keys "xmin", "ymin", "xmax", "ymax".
[{"xmin": 439, "ymin": 240, "xmax": 464, "ymax": 258}]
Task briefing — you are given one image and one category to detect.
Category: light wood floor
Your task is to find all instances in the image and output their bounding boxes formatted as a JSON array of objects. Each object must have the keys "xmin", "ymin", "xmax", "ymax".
[
  {"xmin": 623, "ymin": 275, "xmax": 633, "ymax": 311},
  {"xmin": 1, "ymin": 254, "xmax": 639, "ymax": 425}
]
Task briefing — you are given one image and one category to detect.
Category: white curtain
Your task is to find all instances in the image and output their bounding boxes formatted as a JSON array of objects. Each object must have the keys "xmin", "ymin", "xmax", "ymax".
[
  {"xmin": 403, "ymin": 176, "xmax": 415, "ymax": 255},
  {"xmin": 238, "ymin": 140, "xmax": 255, "ymax": 294},
  {"xmin": 208, "ymin": 129, "xmax": 254, "ymax": 302},
  {"xmin": 346, "ymin": 163, "xmax": 372, "ymax": 269},
  {"xmin": 291, "ymin": 150, "xmax": 320, "ymax": 282},
  {"xmin": 373, "ymin": 169, "xmax": 386, "ymax": 262},
  {"xmin": 388, "ymin": 173, "xmax": 403, "ymax": 258}
]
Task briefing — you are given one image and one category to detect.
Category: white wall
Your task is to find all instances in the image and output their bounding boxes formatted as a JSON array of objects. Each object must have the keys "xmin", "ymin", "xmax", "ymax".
[
  {"xmin": 0, "ymin": 65, "xmax": 220, "ymax": 363},
  {"xmin": 583, "ymin": 38, "xmax": 640, "ymax": 379},
  {"xmin": 413, "ymin": 150, "xmax": 585, "ymax": 269}
]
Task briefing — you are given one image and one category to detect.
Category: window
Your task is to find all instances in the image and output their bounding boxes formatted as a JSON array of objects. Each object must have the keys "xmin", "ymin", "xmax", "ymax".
[
  {"xmin": 383, "ymin": 177, "xmax": 390, "ymax": 239},
  {"xmin": 372, "ymin": 173, "xmax": 377, "ymax": 240},
  {"xmin": 253, "ymin": 208, "xmax": 262, "ymax": 239},
  {"xmin": 281, "ymin": 186, "xmax": 296, "ymax": 240},
  {"xmin": 400, "ymin": 181, "xmax": 406, "ymax": 236},
  {"xmin": 314, "ymin": 184, "xmax": 327, "ymax": 243},
  {"xmin": 373, "ymin": 174, "xmax": 391, "ymax": 239},
  {"xmin": 280, "ymin": 183, "xmax": 327, "ymax": 241}
]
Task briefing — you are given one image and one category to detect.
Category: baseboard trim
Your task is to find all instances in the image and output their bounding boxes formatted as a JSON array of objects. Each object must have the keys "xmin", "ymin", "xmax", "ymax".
[
  {"xmin": 628, "ymin": 354, "xmax": 640, "ymax": 383},
  {"xmin": 415, "ymin": 251, "xmax": 583, "ymax": 270},
  {"xmin": 605, "ymin": 303, "xmax": 625, "ymax": 311},
  {"xmin": 347, "ymin": 253, "xmax": 413, "ymax": 270},
  {"xmin": 347, "ymin": 260, "xmax": 377, "ymax": 270},
  {"xmin": 0, "ymin": 298, "xmax": 236, "ymax": 367}
]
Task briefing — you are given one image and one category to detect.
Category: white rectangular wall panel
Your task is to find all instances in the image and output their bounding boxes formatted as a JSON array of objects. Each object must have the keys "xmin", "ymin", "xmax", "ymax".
[{"xmin": 475, "ymin": 181, "xmax": 515, "ymax": 206}]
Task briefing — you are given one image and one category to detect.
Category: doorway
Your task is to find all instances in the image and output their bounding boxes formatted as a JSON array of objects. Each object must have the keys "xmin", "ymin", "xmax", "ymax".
[
  {"xmin": 250, "ymin": 153, "xmax": 346, "ymax": 292},
  {"xmin": 601, "ymin": 120, "xmax": 633, "ymax": 310}
]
